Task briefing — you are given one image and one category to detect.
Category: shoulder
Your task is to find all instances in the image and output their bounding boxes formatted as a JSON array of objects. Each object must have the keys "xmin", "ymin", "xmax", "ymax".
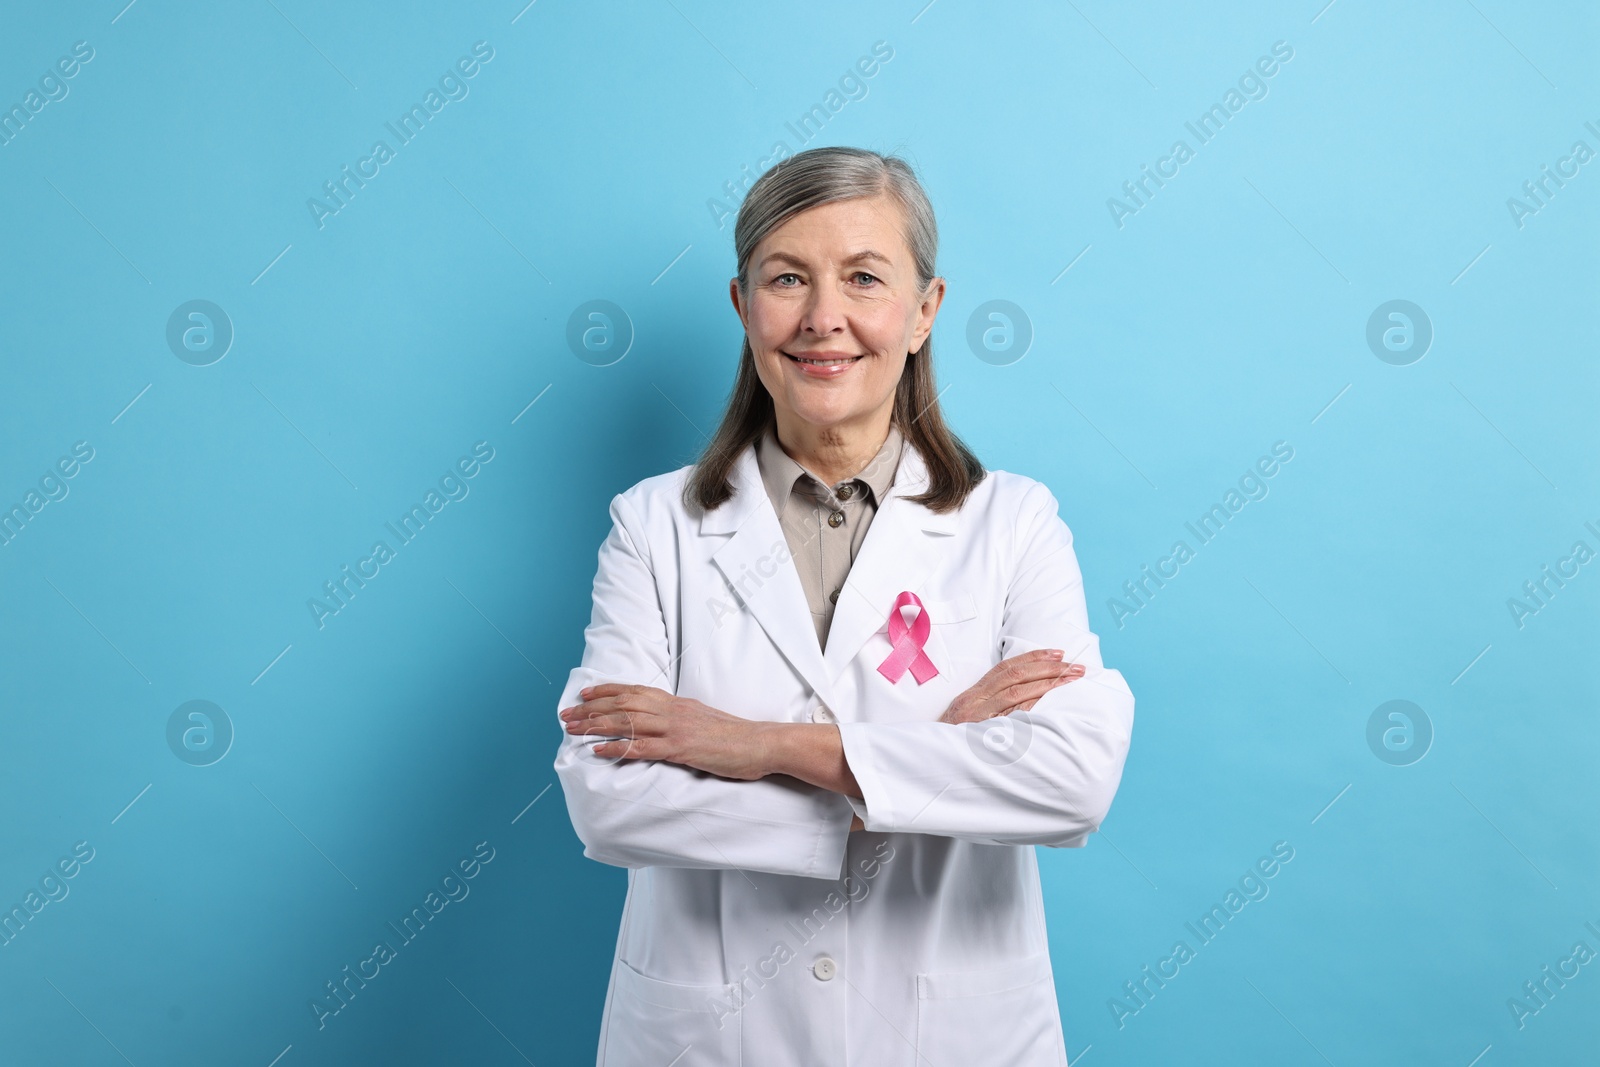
[
  {"xmin": 968, "ymin": 467, "xmax": 1060, "ymax": 517},
  {"xmin": 610, "ymin": 463, "xmax": 697, "ymax": 523},
  {"xmin": 968, "ymin": 469, "xmax": 1076, "ymax": 552}
]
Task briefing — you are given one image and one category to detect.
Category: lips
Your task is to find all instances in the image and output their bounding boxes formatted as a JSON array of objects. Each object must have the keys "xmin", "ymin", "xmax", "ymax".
[{"xmin": 784, "ymin": 352, "xmax": 864, "ymax": 366}]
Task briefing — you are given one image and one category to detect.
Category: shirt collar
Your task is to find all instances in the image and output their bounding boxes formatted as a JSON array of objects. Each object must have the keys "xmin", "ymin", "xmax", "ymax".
[{"xmin": 756, "ymin": 421, "xmax": 905, "ymax": 520}]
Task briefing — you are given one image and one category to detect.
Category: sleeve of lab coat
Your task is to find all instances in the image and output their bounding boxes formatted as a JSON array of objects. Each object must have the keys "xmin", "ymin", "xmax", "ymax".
[
  {"xmin": 553, "ymin": 489, "xmax": 854, "ymax": 879},
  {"xmin": 835, "ymin": 480, "xmax": 1135, "ymax": 847}
]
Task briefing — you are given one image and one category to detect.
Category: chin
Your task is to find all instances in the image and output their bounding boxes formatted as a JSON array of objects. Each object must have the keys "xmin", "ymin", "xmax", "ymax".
[{"xmin": 795, "ymin": 398, "xmax": 885, "ymax": 425}]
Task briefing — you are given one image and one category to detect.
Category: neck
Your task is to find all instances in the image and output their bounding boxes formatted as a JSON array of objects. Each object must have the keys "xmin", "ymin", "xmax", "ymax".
[{"xmin": 772, "ymin": 409, "xmax": 892, "ymax": 488}]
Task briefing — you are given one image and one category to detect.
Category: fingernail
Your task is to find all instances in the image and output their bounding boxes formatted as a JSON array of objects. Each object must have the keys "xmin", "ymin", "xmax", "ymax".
[{"xmin": 1047, "ymin": 649, "xmax": 1065, "ymax": 657}]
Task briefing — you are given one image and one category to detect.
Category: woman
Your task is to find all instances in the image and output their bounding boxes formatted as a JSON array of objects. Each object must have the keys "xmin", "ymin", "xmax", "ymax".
[{"xmin": 555, "ymin": 146, "xmax": 1135, "ymax": 1066}]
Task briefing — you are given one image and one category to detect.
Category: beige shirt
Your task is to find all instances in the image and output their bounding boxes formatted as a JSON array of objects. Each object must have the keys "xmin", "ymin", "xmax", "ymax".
[{"xmin": 755, "ymin": 420, "xmax": 906, "ymax": 651}]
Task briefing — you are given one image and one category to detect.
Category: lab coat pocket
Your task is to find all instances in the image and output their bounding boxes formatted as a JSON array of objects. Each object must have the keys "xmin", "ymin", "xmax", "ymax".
[
  {"xmin": 924, "ymin": 593, "xmax": 991, "ymax": 678},
  {"xmin": 914, "ymin": 953, "xmax": 1064, "ymax": 1067},
  {"xmin": 922, "ymin": 593, "xmax": 977, "ymax": 625},
  {"xmin": 606, "ymin": 958, "xmax": 742, "ymax": 1066}
]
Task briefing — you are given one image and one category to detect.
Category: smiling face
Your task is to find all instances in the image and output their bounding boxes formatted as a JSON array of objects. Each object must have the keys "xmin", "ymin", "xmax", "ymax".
[{"xmin": 730, "ymin": 193, "xmax": 944, "ymax": 446}]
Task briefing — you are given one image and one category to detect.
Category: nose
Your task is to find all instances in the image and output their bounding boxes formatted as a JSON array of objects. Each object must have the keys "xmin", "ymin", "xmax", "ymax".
[{"xmin": 798, "ymin": 278, "xmax": 848, "ymax": 338}]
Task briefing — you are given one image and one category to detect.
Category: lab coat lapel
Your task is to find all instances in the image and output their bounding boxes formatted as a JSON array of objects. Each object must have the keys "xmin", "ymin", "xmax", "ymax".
[
  {"xmin": 703, "ymin": 444, "xmax": 837, "ymax": 707},
  {"xmin": 820, "ymin": 440, "xmax": 959, "ymax": 682},
  {"xmin": 701, "ymin": 436, "xmax": 960, "ymax": 706}
]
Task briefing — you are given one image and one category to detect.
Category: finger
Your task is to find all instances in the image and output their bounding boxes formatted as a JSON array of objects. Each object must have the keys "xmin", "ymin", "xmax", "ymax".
[
  {"xmin": 985, "ymin": 653, "xmax": 1076, "ymax": 687},
  {"xmin": 1016, "ymin": 660, "xmax": 1084, "ymax": 682},
  {"xmin": 1011, "ymin": 681, "xmax": 1075, "ymax": 703},
  {"xmin": 948, "ymin": 696, "xmax": 1021, "ymax": 724},
  {"xmin": 1055, "ymin": 662, "xmax": 1086, "ymax": 681},
  {"xmin": 566, "ymin": 710, "xmax": 641, "ymax": 736},
  {"xmin": 996, "ymin": 667, "xmax": 1083, "ymax": 698},
  {"xmin": 577, "ymin": 682, "xmax": 650, "ymax": 701},
  {"xmin": 561, "ymin": 692, "xmax": 649, "ymax": 721},
  {"xmin": 999, "ymin": 649, "xmax": 1066, "ymax": 670},
  {"xmin": 561, "ymin": 693, "xmax": 622, "ymax": 719},
  {"xmin": 592, "ymin": 736, "xmax": 653, "ymax": 760},
  {"xmin": 995, "ymin": 675, "xmax": 1077, "ymax": 709},
  {"xmin": 1010, "ymin": 673, "xmax": 1081, "ymax": 711},
  {"xmin": 949, "ymin": 656, "xmax": 1081, "ymax": 723},
  {"xmin": 976, "ymin": 663, "xmax": 1082, "ymax": 709},
  {"xmin": 990, "ymin": 692, "xmax": 1050, "ymax": 716}
]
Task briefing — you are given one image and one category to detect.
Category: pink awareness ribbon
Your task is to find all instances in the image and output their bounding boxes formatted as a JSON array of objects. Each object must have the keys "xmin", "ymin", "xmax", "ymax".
[{"xmin": 876, "ymin": 590, "xmax": 940, "ymax": 684}]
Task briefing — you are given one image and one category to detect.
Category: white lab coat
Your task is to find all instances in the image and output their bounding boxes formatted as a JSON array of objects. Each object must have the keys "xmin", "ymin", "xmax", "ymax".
[{"xmin": 554, "ymin": 435, "xmax": 1135, "ymax": 1067}]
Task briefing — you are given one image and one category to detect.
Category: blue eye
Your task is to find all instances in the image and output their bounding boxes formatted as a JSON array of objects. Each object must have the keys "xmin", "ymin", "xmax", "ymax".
[
  {"xmin": 774, "ymin": 273, "xmax": 801, "ymax": 286},
  {"xmin": 853, "ymin": 272, "xmax": 879, "ymax": 285}
]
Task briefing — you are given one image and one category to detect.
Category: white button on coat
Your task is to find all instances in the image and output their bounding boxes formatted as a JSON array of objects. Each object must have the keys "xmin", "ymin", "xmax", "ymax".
[
  {"xmin": 812, "ymin": 957, "xmax": 837, "ymax": 981},
  {"xmin": 555, "ymin": 438, "xmax": 1135, "ymax": 1067}
]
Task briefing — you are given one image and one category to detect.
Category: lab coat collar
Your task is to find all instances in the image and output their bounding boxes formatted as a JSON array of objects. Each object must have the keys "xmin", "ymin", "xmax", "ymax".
[{"xmin": 700, "ymin": 430, "xmax": 961, "ymax": 708}]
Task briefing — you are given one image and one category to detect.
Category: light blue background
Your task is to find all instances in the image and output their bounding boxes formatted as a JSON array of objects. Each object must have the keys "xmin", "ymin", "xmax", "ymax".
[{"xmin": 1, "ymin": 1, "xmax": 1595, "ymax": 1064}]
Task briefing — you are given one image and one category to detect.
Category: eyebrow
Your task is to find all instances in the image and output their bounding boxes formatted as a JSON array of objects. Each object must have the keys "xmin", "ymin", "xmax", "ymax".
[{"xmin": 758, "ymin": 250, "xmax": 894, "ymax": 270}]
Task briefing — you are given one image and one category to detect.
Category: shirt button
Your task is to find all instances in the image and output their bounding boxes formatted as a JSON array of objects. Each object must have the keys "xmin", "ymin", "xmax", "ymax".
[
  {"xmin": 828, "ymin": 511, "xmax": 844, "ymax": 528},
  {"xmin": 837, "ymin": 484, "xmax": 854, "ymax": 499},
  {"xmin": 828, "ymin": 588, "xmax": 840, "ymax": 604},
  {"xmin": 812, "ymin": 957, "xmax": 837, "ymax": 981},
  {"xmin": 810, "ymin": 704, "xmax": 837, "ymax": 724}
]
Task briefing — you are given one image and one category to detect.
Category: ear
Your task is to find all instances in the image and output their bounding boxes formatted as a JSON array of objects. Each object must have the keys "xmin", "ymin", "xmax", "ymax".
[{"xmin": 909, "ymin": 277, "xmax": 946, "ymax": 354}]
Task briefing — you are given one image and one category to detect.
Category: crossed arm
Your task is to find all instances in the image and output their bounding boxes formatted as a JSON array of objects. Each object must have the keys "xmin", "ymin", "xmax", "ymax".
[
  {"xmin": 560, "ymin": 691, "xmax": 867, "ymax": 823},
  {"xmin": 553, "ymin": 484, "xmax": 1133, "ymax": 878},
  {"xmin": 559, "ymin": 651, "xmax": 1085, "ymax": 830}
]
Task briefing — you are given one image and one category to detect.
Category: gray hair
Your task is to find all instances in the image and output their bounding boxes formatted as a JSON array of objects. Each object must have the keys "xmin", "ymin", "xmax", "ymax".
[
  {"xmin": 684, "ymin": 145, "xmax": 984, "ymax": 515},
  {"xmin": 732, "ymin": 146, "xmax": 940, "ymax": 309}
]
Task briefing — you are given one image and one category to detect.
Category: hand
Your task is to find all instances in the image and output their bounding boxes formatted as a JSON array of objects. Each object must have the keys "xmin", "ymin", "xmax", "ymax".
[
  {"xmin": 559, "ymin": 684, "xmax": 770, "ymax": 781},
  {"xmin": 938, "ymin": 649, "xmax": 1085, "ymax": 726}
]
